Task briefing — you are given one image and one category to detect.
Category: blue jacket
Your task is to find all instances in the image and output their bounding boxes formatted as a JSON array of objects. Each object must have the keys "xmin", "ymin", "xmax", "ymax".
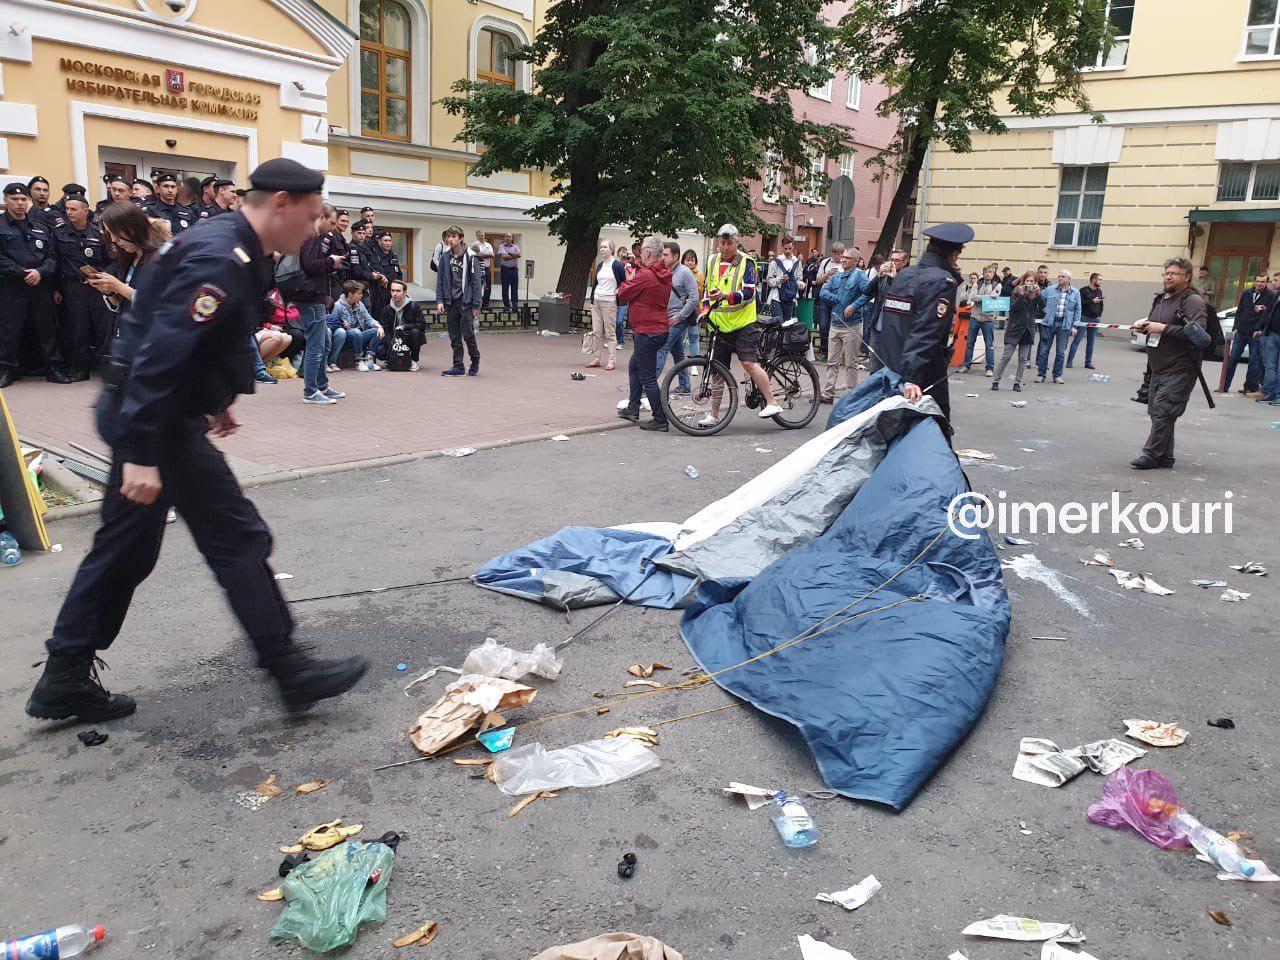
[
  {"xmin": 819, "ymin": 268, "xmax": 869, "ymax": 326},
  {"xmin": 434, "ymin": 247, "xmax": 485, "ymax": 308},
  {"xmin": 1039, "ymin": 284, "xmax": 1082, "ymax": 330}
]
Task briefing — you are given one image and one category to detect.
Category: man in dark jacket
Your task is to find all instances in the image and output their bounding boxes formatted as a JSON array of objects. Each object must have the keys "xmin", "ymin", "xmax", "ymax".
[
  {"xmin": 1068, "ymin": 272, "xmax": 1104, "ymax": 369},
  {"xmin": 876, "ymin": 224, "xmax": 973, "ymax": 427},
  {"xmin": 435, "ymin": 224, "xmax": 483, "ymax": 376},
  {"xmin": 0, "ymin": 181, "xmax": 70, "ymax": 386},
  {"xmin": 382, "ymin": 278, "xmax": 426, "ymax": 371},
  {"xmin": 1225, "ymin": 273, "xmax": 1271, "ymax": 394},
  {"xmin": 1130, "ymin": 257, "xmax": 1211, "ymax": 469},
  {"xmin": 295, "ymin": 203, "xmax": 346, "ymax": 404}
]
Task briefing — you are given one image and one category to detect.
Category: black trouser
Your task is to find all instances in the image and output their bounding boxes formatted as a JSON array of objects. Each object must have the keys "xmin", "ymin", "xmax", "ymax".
[
  {"xmin": 57, "ymin": 282, "xmax": 115, "ymax": 373},
  {"xmin": 445, "ymin": 300, "xmax": 480, "ymax": 369},
  {"xmin": 481, "ymin": 269, "xmax": 492, "ymax": 309},
  {"xmin": 627, "ymin": 332, "xmax": 668, "ymax": 424},
  {"xmin": 0, "ymin": 282, "xmax": 58, "ymax": 376},
  {"xmin": 500, "ymin": 267, "xmax": 519, "ymax": 309},
  {"xmin": 49, "ymin": 419, "xmax": 293, "ymax": 666},
  {"xmin": 1143, "ymin": 367, "xmax": 1197, "ymax": 461},
  {"xmin": 399, "ymin": 325, "xmax": 426, "ymax": 362}
]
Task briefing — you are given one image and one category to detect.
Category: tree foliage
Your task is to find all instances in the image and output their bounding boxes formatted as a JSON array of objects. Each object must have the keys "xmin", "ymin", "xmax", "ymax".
[
  {"xmin": 837, "ymin": 0, "xmax": 1111, "ymax": 255},
  {"xmin": 441, "ymin": 0, "xmax": 851, "ymax": 303}
]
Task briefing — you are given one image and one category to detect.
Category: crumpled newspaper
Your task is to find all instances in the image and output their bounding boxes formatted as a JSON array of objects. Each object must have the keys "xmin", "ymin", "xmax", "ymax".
[
  {"xmin": 1012, "ymin": 737, "xmax": 1146, "ymax": 788},
  {"xmin": 962, "ymin": 915, "xmax": 1084, "ymax": 943},
  {"xmin": 1079, "ymin": 550, "xmax": 1113, "ymax": 567},
  {"xmin": 1229, "ymin": 561, "xmax": 1267, "ymax": 576},
  {"xmin": 816, "ymin": 875, "xmax": 880, "ymax": 911},
  {"xmin": 1117, "ymin": 537, "xmax": 1145, "ymax": 550},
  {"xmin": 797, "ymin": 934, "xmax": 856, "ymax": 960},
  {"xmin": 1220, "ymin": 589, "xmax": 1250, "ymax": 603},
  {"xmin": 1123, "ymin": 719, "xmax": 1187, "ymax": 747},
  {"xmin": 408, "ymin": 676, "xmax": 536, "ymax": 755},
  {"xmin": 1108, "ymin": 569, "xmax": 1174, "ymax": 595},
  {"xmin": 723, "ymin": 782, "xmax": 778, "ymax": 811}
]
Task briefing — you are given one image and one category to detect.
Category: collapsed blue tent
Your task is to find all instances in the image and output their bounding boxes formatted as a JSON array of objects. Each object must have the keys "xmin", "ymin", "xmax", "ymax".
[{"xmin": 476, "ymin": 372, "xmax": 1009, "ymax": 809}]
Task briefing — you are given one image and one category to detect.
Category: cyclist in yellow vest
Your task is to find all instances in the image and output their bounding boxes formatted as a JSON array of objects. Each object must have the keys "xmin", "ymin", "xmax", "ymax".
[{"xmin": 700, "ymin": 223, "xmax": 781, "ymax": 425}]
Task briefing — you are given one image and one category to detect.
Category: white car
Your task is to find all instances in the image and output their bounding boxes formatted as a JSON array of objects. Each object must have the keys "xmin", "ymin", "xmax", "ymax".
[{"xmin": 1130, "ymin": 307, "xmax": 1235, "ymax": 350}]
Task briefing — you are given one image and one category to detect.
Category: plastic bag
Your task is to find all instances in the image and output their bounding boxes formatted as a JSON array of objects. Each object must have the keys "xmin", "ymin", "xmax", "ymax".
[
  {"xmin": 491, "ymin": 737, "xmax": 660, "ymax": 796},
  {"xmin": 1086, "ymin": 767, "xmax": 1190, "ymax": 850},
  {"xmin": 270, "ymin": 840, "xmax": 394, "ymax": 953},
  {"xmin": 462, "ymin": 638, "xmax": 563, "ymax": 682}
]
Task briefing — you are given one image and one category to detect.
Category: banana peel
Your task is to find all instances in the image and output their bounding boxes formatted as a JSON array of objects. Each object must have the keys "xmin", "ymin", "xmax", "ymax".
[
  {"xmin": 279, "ymin": 818, "xmax": 363, "ymax": 853},
  {"xmin": 254, "ymin": 773, "xmax": 283, "ymax": 798},
  {"xmin": 507, "ymin": 791, "xmax": 558, "ymax": 819},
  {"xmin": 256, "ymin": 887, "xmax": 284, "ymax": 902},
  {"xmin": 393, "ymin": 921, "xmax": 440, "ymax": 948},
  {"xmin": 627, "ymin": 663, "xmax": 671, "ymax": 678},
  {"xmin": 295, "ymin": 779, "xmax": 329, "ymax": 796},
  {"xmin": 623, "ymin": 679, "xmax": 662, "ymax": 690},
  {"xmin": 603, "ymin": 726, "xmax": 660, "ymax": 747}
]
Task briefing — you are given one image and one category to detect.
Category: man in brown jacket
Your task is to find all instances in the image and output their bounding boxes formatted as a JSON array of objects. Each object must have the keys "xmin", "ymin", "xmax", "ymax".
[{"xmin": 1130, "ymin": 257, "xmax": 1211, "ymax": 469}]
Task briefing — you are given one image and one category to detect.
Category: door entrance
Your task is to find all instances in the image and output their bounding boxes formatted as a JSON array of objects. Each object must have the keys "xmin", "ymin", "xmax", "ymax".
[
  {"xmin": 103, "ymin": 161, "xmax": 137, "ymax": 184},
  {"xmin": 98, "ymin": 147, "xmax": 232, "ymax": 201},
  {"xmin": 1204, "ymin": 222, "xmax": 1274, "ymax": 310}
]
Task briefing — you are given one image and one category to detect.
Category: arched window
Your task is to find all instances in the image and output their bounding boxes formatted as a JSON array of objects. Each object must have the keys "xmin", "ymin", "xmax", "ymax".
[
  {"xmin": 477, "ymin": 27, "xmax": 517, "ymax": 88},
  {"xmin": 360, "ymin": 0, "xmax": 411, "ymax": 140}
]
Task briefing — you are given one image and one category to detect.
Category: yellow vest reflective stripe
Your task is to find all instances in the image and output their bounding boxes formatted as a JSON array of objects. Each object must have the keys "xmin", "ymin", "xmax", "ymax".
[{"xmin": 706, "ymin": 253, "xmax": 757, "ymax": 332}]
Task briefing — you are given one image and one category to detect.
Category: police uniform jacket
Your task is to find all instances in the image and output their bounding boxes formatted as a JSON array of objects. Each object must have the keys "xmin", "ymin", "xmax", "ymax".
[
  {"xmin": 875, "ymin": 248, "xmax": 962, "ymax": 393},
  {"xmin": 29, "ymin": 204, "xmax": 64, "ymax": 232},
  {"xmin": 0, "ymin": 212, "xmax": 56, "ymax": 291},
  {"xmin": 146, "ymin": 198, "xmax": 196, "ymax": 236},
  {"xmin": 52, "ymin": 220, "xmax": 112, "ymax": 286},
  {"xmin": 100, "ymin": 211, "xmax": 271, "ymax": 466},
  {"xmin": 371, "ymin": 245, "xmax": 402, "ymax": 283}
]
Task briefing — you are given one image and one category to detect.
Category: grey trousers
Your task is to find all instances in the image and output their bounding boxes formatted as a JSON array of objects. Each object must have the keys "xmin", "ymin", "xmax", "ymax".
[
  {"xmin": 1142, "ymin": 368, "xmax": 1197, "ymax": 461},
  {"xmin": 994, "ymin": 338, "xmax": 1032, "ymax": 384}
]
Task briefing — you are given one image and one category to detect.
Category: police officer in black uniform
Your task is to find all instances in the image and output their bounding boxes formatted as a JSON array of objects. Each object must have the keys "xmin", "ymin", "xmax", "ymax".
[
  {"xmin": 52, "ymin": 195, "xmax": 115, "ymax": 380},
  {"xmin": 145, "ymin": 171, "xmax": 196, "ymax": 236},
  {"xmin": 200, "ymin": 178, "xmax": 236, "ymax": 220},
  {"xmin": 0, "ymin": 182, "xmax": 71, "ymax": 386},
  {"xmin": 26, "ymin": 176, "xmax": 61, "ymax": 231},
  {"xmin": 26, "ymin": 158, "xmax": 368, "ymax": 724},
  {"xmin": 874, "ymin": 222, "xmax": 975, "ymax": 427},
  {"xmin": 368, "ymin": 230, "xmax": 402, "ymax": 322},
  {"xmin": 94, "ymin": 175, "xmax": 132, "ymax": 223},
  {"xmin": 52, "ymin": 182, "xmax": 88, "ymax": 222}
]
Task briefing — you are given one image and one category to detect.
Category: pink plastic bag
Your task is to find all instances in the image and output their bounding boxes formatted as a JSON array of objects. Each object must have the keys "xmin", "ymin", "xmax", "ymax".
[{"xmin": 1086, "ymin": 767, "xmax": 1191, "ymax": 850}]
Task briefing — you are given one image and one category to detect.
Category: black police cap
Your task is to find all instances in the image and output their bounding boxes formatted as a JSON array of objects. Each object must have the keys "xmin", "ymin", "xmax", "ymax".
[
  {"xmin": 200, "ymin": 175, "xmax": 218, "ymax": 188},
  {"xmin": 154, "ymin": 172, "xmax": 178, "ymax": 185},
  {"xmin": 212, "ymin": 178, "xmax": 235, "ymax": 190},
  {"xmin": 27, "ymin": 176, "xmax": 49, "ymax": 189},
  {"xmin": 4, "ymin": 182, "xmax": 31, "ymax": 197},
  {"xmin": 105, "ymin": 175, "xmax": 128, "ymax": 186},
  {"xmin": 62, "ymin": 182, "xmax": 87, "ymax": 195},
  {"xmin": 360, "ymin": 206, "xmax": 374, "ymax": 214},
  {"xmin": 246, "ymin": 158, "xmax": 325, "ymax": 195},
  {"xmin": 922, "ymin": 222, "xmax": 975, "ymax": 246}
]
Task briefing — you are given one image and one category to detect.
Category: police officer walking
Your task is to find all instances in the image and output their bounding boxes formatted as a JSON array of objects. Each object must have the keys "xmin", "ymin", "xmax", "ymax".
[
  {"xmin": 145, "ymin": 172, "xmax": 196, "ymax": 236},
  {"xmin": 0, "ymin": 182, "xmax": 71, "ymax": 387},
  {"xmin": 52, "ymin": 195, "xmax": 114, "ymax": 380},
  {"xmin": 874, "ymin": 223, "xmax": 974, "ymax": 426},
  {"xmin": 25, "ymin": 158, "xmax": 368, "ymax": 724},
  {"xmin": 1129, "ymin": 257, "xmax": 1211, "ymax": 470}
]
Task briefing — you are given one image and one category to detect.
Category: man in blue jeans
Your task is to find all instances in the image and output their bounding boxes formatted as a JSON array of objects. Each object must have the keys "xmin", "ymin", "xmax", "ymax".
[
  {"xmin": 811, "ymin": 243, "xmax": 844, "ymax": 358},
  {"xmin": 1036, "ymin": 270, "xmax": 1080, "ymax": 383},
  {"xmin": 1256, "ymin": 276, "xmax": 1280, "ymax": 404},
  {"xmin": 1225, "ymin": 273, "xmax": 1271, "ymax": 394},
  {"xmin": 294, "ymin": 202, "xmax": 346, "ymax": 405},
  {"xmin": 655, "ymin": 241, "xmax": 700, "ymax": 393}
]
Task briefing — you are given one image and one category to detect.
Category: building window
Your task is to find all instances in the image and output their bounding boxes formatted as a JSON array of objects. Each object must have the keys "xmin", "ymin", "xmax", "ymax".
[
  {"xmin": 761, "ymin": 153, "xmax": 783, "ymax": 204},
  {"xmin": 839, "ymin": 152, "xmax": 855, "ymax": 180},
  {"xmin": 846, "ymin": 71, "xmax": 862, "ymax": 110},
  {"xmin": 1244, "ymin": 0, "xmax": 1280, "ymax": 57},
  {"xmin": 806, "ymin": 45, "xmax": 832, "ymax": 100},
  {"xmin": 1094, "ymin": 0, "xmax": 1134, "ymax": 68},
  {"xmin": 478, "ymin": 27, "xmax": 518, "ymax": 87},
  {"xmin": 1217, "ymin": 161, "xmax": 1280, "ymax": 201},
  {"xmin": 359, "ymin": 0, "xmax": 411, "ymax": 140},
  {"xmin": 801, "ymin": 152, "xmax": 828, "ymax": 204},
  {"xmin": 1053, "ymin": 165, "xmax": 1107, "ymax": 248}
]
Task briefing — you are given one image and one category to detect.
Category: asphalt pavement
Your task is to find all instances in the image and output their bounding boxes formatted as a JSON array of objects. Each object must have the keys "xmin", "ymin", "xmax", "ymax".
[{"xmin": 1, "ymin": 335, "xmax": 1276, "ymax": 959}]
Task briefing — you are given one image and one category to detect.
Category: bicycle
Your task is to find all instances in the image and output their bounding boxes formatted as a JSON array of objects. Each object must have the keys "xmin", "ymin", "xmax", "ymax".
[{"xmin": 659, "ymin": 316, "xmax": 821, "ymax": 436}]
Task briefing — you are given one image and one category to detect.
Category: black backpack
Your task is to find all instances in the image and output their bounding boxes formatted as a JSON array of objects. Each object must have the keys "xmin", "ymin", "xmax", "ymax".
[
  {"xmin": 274, "ymin": 255, "xmax": 312, "ymax": 301},
  {"xmin": 1202, "ymin": 302, "xmax": 1226, "ymax": 362},
  {"xmin": 385, "ymin": 329, "xmax": 413, "ymax": 371}
]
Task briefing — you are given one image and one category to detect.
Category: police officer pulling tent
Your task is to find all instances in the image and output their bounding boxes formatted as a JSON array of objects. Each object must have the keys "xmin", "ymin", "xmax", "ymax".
[
  {"xmin": 25, "ymin": 158, "xmax": 368, "ymax": 726},
  {"xmin": 874, "ymin": 221, "xmax": 974, "ymax": 426}
]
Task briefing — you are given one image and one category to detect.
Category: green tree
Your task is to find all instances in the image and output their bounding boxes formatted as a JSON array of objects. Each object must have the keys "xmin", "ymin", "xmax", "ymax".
[
  {"xmin": 838, "ymin": 0, "xmax": 1112, "ymax": 256},
  {"xmin": 441, "ymin": 0, "xmax": 849, "ymax": 305}
]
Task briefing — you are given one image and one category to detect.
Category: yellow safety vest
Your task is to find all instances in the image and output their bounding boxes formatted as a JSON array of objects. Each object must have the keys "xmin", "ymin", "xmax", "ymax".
[{"xmin": 705, "ymin": 253, "xmax": 758, "ymax": 333}]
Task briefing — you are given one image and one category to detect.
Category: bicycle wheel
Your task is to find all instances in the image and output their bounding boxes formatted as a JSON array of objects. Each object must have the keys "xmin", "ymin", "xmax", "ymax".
[
  {"xmin": 766, "ymin": 355, "xmax": 820, "ymax": 429},
  {"xmin": 661, "ymin": 357, "xmax": 738, "ymax": 436}
]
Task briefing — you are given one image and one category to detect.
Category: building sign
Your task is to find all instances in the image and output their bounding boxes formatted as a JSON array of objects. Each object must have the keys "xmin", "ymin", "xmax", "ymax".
[{"xmin": 60, "ymin": 58, "xmax": 261, "ymax": 121}]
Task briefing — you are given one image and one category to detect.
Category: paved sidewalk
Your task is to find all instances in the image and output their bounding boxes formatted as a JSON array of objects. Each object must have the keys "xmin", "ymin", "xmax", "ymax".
[{"xmin": 3, "ymin": 332, "xmax": 635, "ymax": 480}]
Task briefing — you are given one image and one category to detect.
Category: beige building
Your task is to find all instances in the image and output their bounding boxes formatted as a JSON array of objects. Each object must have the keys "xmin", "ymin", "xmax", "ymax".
[
  {"xmin": 917, "ymin": 0, "xmax": 1280, "ymax": 319},
  {"xmin": 0, "ymin": 0, "xmax": 632, "ymax": 296}
]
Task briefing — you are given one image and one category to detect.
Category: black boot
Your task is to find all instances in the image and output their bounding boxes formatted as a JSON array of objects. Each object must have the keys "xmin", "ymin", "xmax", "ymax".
[
  {"xmin": 268, "ymin": 647, "xmax": 367, "ymax": 713},
  {"xmin": 26, "ymin": 653, "xmax": 137, "ymax": 722}
]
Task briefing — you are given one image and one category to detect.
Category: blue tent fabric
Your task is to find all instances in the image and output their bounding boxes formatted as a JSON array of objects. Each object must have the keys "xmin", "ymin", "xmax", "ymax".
[
  {"xmin": 680, "ymin": 373, "xmax": 1009, "ymax": 809},
  {"xmin": 474, "ymin": 526, "xmax": 696, "ymax": 610}
]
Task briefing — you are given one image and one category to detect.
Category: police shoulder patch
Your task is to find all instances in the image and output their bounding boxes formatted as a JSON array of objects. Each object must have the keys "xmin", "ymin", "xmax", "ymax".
[
  {"xmin": 937, "ymin": 300, "xmax": 951, "ymax": 318},
  {"xmin": 232, "ymin": 246, "xmax": 251, "ymax": 264},
  {"xmin": 192, "ymin": 283, "xmax": 227, "ymax": 323}
]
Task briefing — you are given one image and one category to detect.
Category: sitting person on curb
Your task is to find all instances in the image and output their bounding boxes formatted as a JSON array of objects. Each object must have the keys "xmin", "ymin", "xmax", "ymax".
[
  {"xmin": 382, "ymin": 279, "xmax": 427, "ymax": 371},
  {"xmin": 257, "ymin": 290, "xmax": 295, "ymax": 374},
  {"xmin": 328, "ymin": 280, "xmax": 383, "ymax": 371},
  {"xmin": 435, "ymin": 224, "xmax": 483, "ymax": 376}
]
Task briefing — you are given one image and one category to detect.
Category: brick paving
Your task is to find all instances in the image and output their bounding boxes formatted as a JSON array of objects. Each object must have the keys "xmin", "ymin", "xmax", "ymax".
[{"xmin": 2, "ymin": 332, "xmax": 634, "ymax": 479}]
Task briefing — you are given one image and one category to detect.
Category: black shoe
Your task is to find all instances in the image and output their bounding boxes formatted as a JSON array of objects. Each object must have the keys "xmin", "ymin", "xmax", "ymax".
[
  {"xmin": 70, "ymin": 369, "xmax": 91, "ymax": 383},
  {"xmin": 26, "ymin": 653, "xmax": 137, "ymax": 722},
  {"xmin": 1012, "ymin": 382, "xmax": 1022, "ymax": 392},
  {"xmin": 46, "ymin": 370, "xmax": 75, "ymax": 385},
  {"xmin": 1130, "ymin": 455, "xmax": 1163, "ymax": 470},
  {"xmin": 991, "ymin": 382, "xmax": 1000, "ymax": 391},
  {"xmin": 441, "ymin": 367, "xmax": 465, "ymax": 377},
  {"xmin": 617, "ymin": 408, "xmax": 640, "ymax": 422},
  {"xmin": 0, "ymin": 370, "xmax": 16, "ymax": 389},
  {"xmin": 467, "ymin": 363, "xmax": 479, "ymax": 377},
  {"xmin": 638, "ymin": 419, "xmax": 669, "ymax": 432},
  {"xmin": 1158, "ymin": 456, "xmax": 1175, "ymax": 468},
  {"xmin": 1084, "ymin": 363, "xmax": 1096, "ymax": 369},
  {"xmin": 268, "ymin": 647, "xmax": 368, "ymax": 713}
]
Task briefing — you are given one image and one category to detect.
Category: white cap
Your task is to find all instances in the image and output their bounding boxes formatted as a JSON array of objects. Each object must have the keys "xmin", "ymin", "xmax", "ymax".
[{"xmin": 715, "ymin": 223, "xmax": 740, "ymax": 239}]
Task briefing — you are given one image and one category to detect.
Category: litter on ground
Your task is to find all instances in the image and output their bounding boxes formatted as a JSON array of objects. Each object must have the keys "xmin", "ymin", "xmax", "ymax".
[
  {"xmin": 1220, "ymin": 588, "xmax": 1250, "ymax": 602},
  {"xmin": 530, "ymin": 933, "xmax": 682, "ymax": 960},
  {"xmin": 815, "ymin": 874, "xmax": 880, "ymax": 911},
  {"xmin": 1123, "ymin": 719, "xmax": 1188, "ymax": 747},
  {"xmin": 1117, "ymin": 537, "xmax": 1145, "ymax": 549},
  {"xmin": 1229, "ymin": 562, "xmax": 1267, "ymax": 576},
  {"xmin": 955, "ymin": 448, "xmax": 996, "ymax": 460},
  {"xmin": 796, "ymin": 934, "xmax": 856, "ymax": 960},
  {"xmin": 1079, "ymin": 550, "xmax": 1113, "ymax": 567},
  {"xmin": 1190, "ymin": 579, "xmax": 1227, "ymax": 588},
  {"xmin": 961, "ymin": 916, "xmax": 1084, "ymax": 943},
  {"xmin": 1012, "ymin": 736, "xmax": 1145, "ymax": 788},
  {"xmin": 490, "ymin": 737, "xmax": 661, "ymax": 796},
  {"xmin": 723, "ymin": 782, "xmax": 777, "ymax": 811},
  {"xmin": 1108, "ymin": 569, "xmax": 1174, "ymax": 595}
]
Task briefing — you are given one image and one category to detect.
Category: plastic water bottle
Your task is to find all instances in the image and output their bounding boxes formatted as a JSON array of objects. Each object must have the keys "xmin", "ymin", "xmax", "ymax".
[
  {"xmin": 1089, "ymin": 373, "xmax": 1112, "ymax": 382},
  {"xmin": 3, "ymin": 923, "xmax": 105, "ymax": 957},
  {"xmin": 0, "ymin": 531, "xmax": 21, "ymax": 567},
  {"xmin": 684, "ymin": 465, "xmax": 699, "ymax": 479},
  {"xmin": 1171, "ymin": 810, "xmax": 1255, "ymax": 877},
  {"xmin": 770, "ymin": 792, "xmax": 817, "ymax": 848}
]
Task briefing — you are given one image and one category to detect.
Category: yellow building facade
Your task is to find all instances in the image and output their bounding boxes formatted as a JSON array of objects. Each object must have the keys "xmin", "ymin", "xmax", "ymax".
[
  {"xmin": 918, "ymin": 0, "xmax": 1280, "ymax": 319},
  {"xmin": 1, "ymin": 0, "xmax": 632, "ymax": 294}
]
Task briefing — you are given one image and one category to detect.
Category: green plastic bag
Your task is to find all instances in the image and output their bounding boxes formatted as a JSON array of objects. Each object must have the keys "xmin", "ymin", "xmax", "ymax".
[{"xmin": 270, "ymin": 840, "xmax": 394, "ymax": 953}]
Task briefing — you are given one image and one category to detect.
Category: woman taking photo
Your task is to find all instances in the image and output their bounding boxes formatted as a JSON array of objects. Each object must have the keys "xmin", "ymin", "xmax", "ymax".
[
  {"xmin": 991, "ymin": 270, "xmax": 1043, "ymax": 393},
  {"xmin": 587, "ymin": 239, "xmax": 624, "ymax": 370},
  {"xmin": 85, "ymin": 201, "xmax": 164, "ymax": 354}
]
